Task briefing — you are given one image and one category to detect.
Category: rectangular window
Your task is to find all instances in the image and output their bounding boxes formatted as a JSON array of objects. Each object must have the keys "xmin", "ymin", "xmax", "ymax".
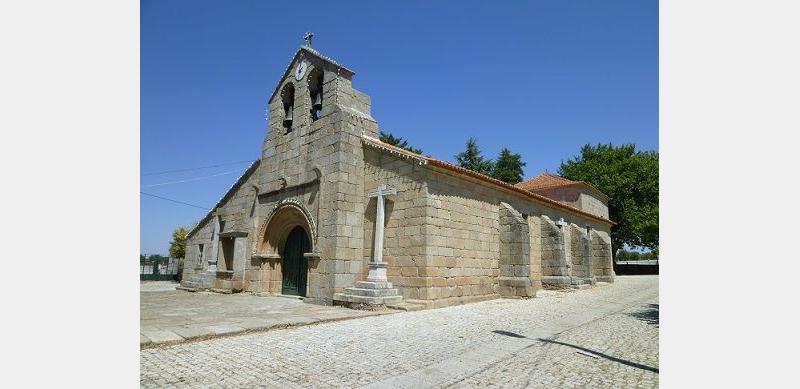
[{"xmin": 198, "ymin": 244, "xmax": 204, "ymax": 266}]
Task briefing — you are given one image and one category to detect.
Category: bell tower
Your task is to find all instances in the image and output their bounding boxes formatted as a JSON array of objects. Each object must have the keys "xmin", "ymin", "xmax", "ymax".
[{"xmin": 257, "ymin": 38, "xmax": 381, "ymax": 300}]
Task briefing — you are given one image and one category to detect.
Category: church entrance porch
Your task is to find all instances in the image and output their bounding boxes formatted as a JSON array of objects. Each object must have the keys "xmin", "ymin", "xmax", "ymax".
[
  {"xmin": 281, "ymin": 226, "xmax": 309, "ymax": 296},
  {"xmin": 247, "ymin": 200, "xmax": 319, "ymax": 297}
]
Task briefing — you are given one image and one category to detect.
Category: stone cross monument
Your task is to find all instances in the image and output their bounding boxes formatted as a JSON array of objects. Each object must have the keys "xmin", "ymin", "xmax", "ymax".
[
  {"xmin": 366, "ymin": 184, "xmax": 396, "ymax": 282},
  {"xmin": 333, "ymin": 184, "xmax": 402, "ymax": 306}
]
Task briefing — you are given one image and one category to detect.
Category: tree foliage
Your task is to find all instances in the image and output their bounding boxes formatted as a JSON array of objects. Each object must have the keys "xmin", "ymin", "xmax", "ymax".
[
  {"xmin": 455, "ymin": 137, "xmax": 494, "ymax": 176},
  {"xmin": 379, "ymin": 130, "xmax": 423, "ymax": 154},
  {"xmin": 616, "ymin": 249, "xmax": 658, "ymax": 261},
  {"xmin": 455, "ymin": 138, "xmax": 526, "ymax": 184},
  {"xmin": 558, "ymin": 143, "xmax": 658, "ymax": 257},
  {"xmin": 169, "ymin": 227, "xmax": 188, "ymax": 259},
  {"xmin": 491, "ymin": 148, "xmax": 526, "ymax": 184}
]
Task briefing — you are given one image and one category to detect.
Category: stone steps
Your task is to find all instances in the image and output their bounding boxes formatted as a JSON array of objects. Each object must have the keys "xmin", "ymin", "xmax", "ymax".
[
  {"xmin": 342, "ymin": 287, "xmax": 400, "ymax": 297},
  {"xmin": 176, "ymin": 285, "xmax": 199, "ymax": 292},
  {"xmin": 333, "ymin": 293, "xmax": 403, "ymax": 305},
  {"xmin": 386, "ymin": 301, "xmax": 427, "ymax": 311},
  {"xmin": 354, "ymin": 280, "xmax": 393, "ymax": 289},
  {"xmin": 333, "ymin": 279, "xmax": 403, "ymax": 307}
]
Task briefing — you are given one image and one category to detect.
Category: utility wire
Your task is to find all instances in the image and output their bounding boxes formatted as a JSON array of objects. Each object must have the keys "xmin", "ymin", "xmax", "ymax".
[
  {"xmin": 142, "ymin": 169, "xmax": 242, "ymax": 188},
  {"xmin": 140, "ymin": 192, "xmax": 210, "ymax": 210},
  {"xmin": 141, "ymin": 160, "xmax": 253, "ymax": 176}
]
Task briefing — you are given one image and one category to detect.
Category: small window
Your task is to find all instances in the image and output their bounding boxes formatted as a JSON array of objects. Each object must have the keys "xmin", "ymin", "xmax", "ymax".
[
  {"xmin": 198, "ymin": 244, "xmax": 204, "ymax": 266},
  {"xmin": 281, "ymin": 83, "xmax": 295, "ymax": 133}
]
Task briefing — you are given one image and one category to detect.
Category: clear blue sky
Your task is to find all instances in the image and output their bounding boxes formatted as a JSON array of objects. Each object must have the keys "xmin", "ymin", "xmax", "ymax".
[{"xmin": 141, "ymin": 0, "xmax": 658, "ymax": 255}]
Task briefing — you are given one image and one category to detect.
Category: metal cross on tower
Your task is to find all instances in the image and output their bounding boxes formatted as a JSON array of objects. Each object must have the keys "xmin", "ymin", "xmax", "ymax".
[{"xmin": 304, "ymin": 32, "xmax": 314, "ymax": 47}]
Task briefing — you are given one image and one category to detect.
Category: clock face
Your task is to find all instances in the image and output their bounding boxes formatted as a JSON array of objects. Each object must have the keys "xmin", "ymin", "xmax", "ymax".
[{"xmin": 295, "ymin": 61, "xmax": 308, "ymax": 81}]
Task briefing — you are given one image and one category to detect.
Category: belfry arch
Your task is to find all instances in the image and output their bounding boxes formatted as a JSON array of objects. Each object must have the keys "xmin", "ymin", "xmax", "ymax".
[{"xmin": 254, "ymin": 200, "xmax": 317, "ymax": 258}]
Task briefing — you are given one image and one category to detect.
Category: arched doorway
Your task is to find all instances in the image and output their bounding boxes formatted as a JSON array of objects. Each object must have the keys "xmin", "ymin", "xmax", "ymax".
[{"xmin": 281, "ymin": 226, "xmax": 309, "ymax": 296}]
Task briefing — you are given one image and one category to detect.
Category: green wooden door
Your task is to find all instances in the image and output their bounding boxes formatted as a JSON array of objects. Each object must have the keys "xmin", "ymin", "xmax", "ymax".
[{"xmin": 282, "ymin": 226, "xmax": 309, "ymax": 296}]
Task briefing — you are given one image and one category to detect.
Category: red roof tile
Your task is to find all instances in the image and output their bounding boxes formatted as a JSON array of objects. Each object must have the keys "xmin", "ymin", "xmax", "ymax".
[
  {"xmin": 361, "ymin": 136, "xmax": 613, "ymax": 225},
  {"xmin": 516, "ymin": 173, "xmax": 610, "ymax": 201},
  {"xmin": 515, "ymin": 174, "xmax": 578, "ymax": 191}
]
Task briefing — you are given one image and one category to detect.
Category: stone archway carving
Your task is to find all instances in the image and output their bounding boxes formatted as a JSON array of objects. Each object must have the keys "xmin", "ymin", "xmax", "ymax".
[{"xmin": 253, "ymin": 199, "xmax": 317, "ymax": 257}]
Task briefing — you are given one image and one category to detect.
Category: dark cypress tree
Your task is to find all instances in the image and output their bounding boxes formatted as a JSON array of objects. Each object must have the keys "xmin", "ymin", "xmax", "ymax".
[
  {"xmin": 491, "ymin": 148, "xmax": 526, "ymax": 184},
  {"xmin": 455, "ymin": 137, "xmax": 494, "ymax": 175}
]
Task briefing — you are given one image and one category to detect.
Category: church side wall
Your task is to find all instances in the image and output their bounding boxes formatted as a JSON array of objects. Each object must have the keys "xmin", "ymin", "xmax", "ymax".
[
  {"xmin": 183, "ymin": 163, "xmax": 260, "ymax": 290},
  {"xmin": 183, "ymin": 222, "xmax": 214, "ymax": 282},
  {"xmin": 532, "ymin": 186, "xmax": 609, "ymax": 220},
  {"xmin": 533, "ymin": 187, "xmax": 580, "ymax": 209},
  {"xmin": 422, "ymin": 166, "xmax": 614, "ymax": 307},
  {"xmin": 422, "ymin": 172, "xmax": 503, "ymax": 308},
  {"xmin": 579, "ymin": 192, "xmax": 609, "ymax": 219}
]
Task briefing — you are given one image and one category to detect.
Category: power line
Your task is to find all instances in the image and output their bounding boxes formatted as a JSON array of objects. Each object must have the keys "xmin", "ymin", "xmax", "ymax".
[
  {"xmin": 142, "ymin": 169, "xmax": 242, "ymax": 188},
  {"xmin": 141, "ymin": 160, "xmax": 254, "ymax": 176},
  {"xmin": 140, "ymin": 192, "xmax": 210, "ymax": 210}
]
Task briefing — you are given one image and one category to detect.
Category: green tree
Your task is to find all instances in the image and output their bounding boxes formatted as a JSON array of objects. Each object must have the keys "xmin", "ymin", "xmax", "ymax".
[
  {"xmin": 379, "ymin": 130, "xmax": 422, "ymax": 154},
  {"xmin": 558, "ymin": 143, "xmax": 658, "ymax": 258},
  {"xmin": 169, "ymin": 227, "xmax": 188, "ymax": 258},
  {"xmin": 455, "ymin": 137, "xmax": 494, "ymax": 175},
  {"xmin": 491, "ymin": 148, "xmax": 526, "ymax": 184}
]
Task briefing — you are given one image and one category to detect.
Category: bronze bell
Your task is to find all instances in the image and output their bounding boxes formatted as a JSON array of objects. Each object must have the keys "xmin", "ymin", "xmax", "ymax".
[
  {"xmin": 312, "ymin": 92, "xmax": 323, "ymax": 111},
  {"xmin": 283, "ymin": 105, "xmax": 293, "ymax": 127}
]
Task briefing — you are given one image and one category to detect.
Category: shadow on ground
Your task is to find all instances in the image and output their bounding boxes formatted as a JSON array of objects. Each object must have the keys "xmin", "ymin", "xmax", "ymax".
[
  {"xmin": 627, "ymin": 303, "xmax": 659, "ymax": 327},
  {"xmin": 538, "ymin": 338, "xmax": 659, "ymax": 373},
  {"xmin": 492, "ymin": 329, "xmax": 659, "ymax": 374}
]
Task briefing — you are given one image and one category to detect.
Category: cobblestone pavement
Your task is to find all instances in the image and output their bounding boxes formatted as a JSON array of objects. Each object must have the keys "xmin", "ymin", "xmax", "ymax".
[
  {"xmin": 449, "ymin": 298, "xmax": 659, "ymax": 388},
  {"xmin": 141, "ymin": 276, "xmax": 658, "ymax": 388}
]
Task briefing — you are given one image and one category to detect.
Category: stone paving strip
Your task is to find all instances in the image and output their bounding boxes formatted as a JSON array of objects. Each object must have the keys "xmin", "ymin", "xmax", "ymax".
[
  {"xmin": 140, "ymin": 289, "xmax": 387, "ymax": 348},
  {"xmin": 140, "ymin": 281, "xmax": 180, "ymax": 292},
  {"xmin": 141, "ymin": 276, "xmax": 657, "ymax": 387}
]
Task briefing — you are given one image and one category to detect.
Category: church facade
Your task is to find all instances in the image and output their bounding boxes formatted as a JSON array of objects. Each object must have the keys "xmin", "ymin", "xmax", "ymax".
[{"xmin": 181, "ymin": 45, "xmax": 615, "ymax": 309}]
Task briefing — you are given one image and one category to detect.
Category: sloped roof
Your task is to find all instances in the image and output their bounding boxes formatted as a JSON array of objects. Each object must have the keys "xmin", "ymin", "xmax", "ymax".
[
  {"xmin": 515, "ymin": 173, "xmax": 577, "ymax": 190},
  {"xmin": 516, "ymin": 173, "xmax": 610, "ymax": 201},
  {"xmin": 361, "ymin": 135, "xmax": 613, "ymax": 225},
  {"xmin": 186, "ymin": 159, "xmax": 261, "ymax": 239},
  {"xmin": 268, "ymin": 45, "xmax": 355, "ymax": 104}
]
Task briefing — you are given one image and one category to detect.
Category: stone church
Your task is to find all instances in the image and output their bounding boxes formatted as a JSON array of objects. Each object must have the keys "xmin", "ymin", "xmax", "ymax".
[{"xmin": 180, "ymin": 44, "xmax": 615, "ymax": 309}]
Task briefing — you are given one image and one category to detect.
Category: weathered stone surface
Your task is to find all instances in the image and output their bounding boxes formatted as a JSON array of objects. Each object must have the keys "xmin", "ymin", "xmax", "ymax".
[{"xmin": 179, "ymin": 46, "xmax": 615, "ymax": 310}]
